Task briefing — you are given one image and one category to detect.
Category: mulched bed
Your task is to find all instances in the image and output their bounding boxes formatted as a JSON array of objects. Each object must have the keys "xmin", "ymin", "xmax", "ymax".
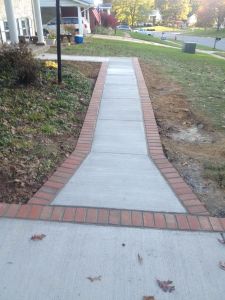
[{"xmin": 0, "ymin": 61, "xmax": 100, "ymax": 204}]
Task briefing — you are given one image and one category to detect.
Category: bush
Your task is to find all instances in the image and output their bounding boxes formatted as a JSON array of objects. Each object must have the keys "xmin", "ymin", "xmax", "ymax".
[
  {"xmin": 0, "ymin": 44, "xmax": 41, "ymax": 86},
  {"xmin": 93, "ymin": 26, "xmax": 114, "ymax": 35}
]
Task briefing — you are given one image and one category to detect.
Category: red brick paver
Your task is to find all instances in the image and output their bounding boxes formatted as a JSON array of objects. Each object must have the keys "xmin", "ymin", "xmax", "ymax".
[
  {"xmin": 1, "ymin": 59, "xmax": 224, "ymax": 235},
  {"xmin": 0, "ymin": 203, "xmax": 225, "ymax": 232},
  {"xmin": 133, "ymin": 58, "xmax": 209, "ymax": 216}
]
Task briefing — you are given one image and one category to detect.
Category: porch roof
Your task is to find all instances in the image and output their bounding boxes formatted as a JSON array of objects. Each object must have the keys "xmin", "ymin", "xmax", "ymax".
[{"xmin": 40, "ymin": 0, "xmax": 94, "ymax": 8}]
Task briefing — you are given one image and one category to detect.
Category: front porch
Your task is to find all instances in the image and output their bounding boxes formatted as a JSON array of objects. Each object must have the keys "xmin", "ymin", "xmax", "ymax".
[
  {"xmin": 0, "ymin": 0, "xmax": 95, "ymax": 46},
  {"xmin": 40, "ymin": 0, "xmax": 95, "ymax": 37}
]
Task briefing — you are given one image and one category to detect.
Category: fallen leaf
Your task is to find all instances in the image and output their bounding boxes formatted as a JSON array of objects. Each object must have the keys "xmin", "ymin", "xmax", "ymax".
[
  {"xmin": 138, "ymin": 253, "xmax": 143, "ymax": 265},
  {"xmin": 30, "ymin": 234, "xmax": 46, "ymax": 241},
  {"xmin": 218, "ymin": 239, "xmax": 225, "ymax": 244},
  {"xmin": 218, "ymin": 233, "xmax": 225, "ymax": 244},
  {"xmin": 143, "ymin": 297, "xmax": 155, "ymax": 300},
  {"xmin": 219, "ymin": 261, "xmax": 225, "ymax": 271},
  {"xmin": 156, "ymin": 279, "xmax": 175, "ymax": 293},
  {"xmin": 87, "ymin": 276, "xmax": 102, "ymax": 282}
]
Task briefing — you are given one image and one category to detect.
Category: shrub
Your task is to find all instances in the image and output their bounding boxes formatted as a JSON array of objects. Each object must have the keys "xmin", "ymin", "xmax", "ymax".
[
  {"xmin": 100, "ymin": 12, "xmax": 118, "ymax": 28},
  {"xmin": 93, "ymin": 26, "xmax": 114, "ymax": 35},
  {"xmin": 0, "ymin": 44, "xmax": 41, "ymax": 86}
]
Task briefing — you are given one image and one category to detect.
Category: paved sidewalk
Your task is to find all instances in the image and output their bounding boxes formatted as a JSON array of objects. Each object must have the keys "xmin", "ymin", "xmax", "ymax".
[
  {"xmin": 52, "ymin": 58, "xmax": 185, "ymax": 212},
  {"xmin": 0, "ymin": 219, "xmax": 224, "ymax": 300},
  {"xmin": 0, "ymin": 56, "xmax": 225, "ymax": 300}
]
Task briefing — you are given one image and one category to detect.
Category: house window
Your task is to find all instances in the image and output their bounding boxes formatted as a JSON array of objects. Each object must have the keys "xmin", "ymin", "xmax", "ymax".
[
  {"xmin": 4, "ymin": 21, "xmax": 10, "ymax": 40},
  {"xmin": 17, "ymin": 18, "xmax": 32, "ymax": 36}
]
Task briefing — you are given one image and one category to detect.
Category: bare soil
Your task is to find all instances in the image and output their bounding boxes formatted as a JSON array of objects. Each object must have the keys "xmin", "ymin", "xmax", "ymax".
[{"xmin": 141, "ymin": 60, "xmax": 225, "ymax": 216}]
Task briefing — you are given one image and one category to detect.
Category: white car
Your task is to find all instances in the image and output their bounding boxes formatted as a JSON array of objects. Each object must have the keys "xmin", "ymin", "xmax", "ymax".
[
  {"xmin": 133, "ymin": 28, "xmax": 152, "ymax": 36},
  {"xmin": 43, "ymin": 17, "xmax": 90, "ymax": 36},
  {"xmin": 116, "ymin": 25, "xmax": 132, "ymax": 31}
]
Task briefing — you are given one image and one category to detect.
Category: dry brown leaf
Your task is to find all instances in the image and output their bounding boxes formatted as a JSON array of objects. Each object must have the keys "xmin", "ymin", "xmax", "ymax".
[
  {"xmin": 218, "ymin": 233, "xmax": 225, "ymax": 244},
  {"xmin": 156, "ymin": 279, "xmax": 175, "ymax": 293},
  {"xmin": 143, "ymin": 297, "xmax": 155, "ymax": 300},
  {"xmin": 87, "ymin": 275, "xmax": 102, "ymax": 282},
  {"xmin": 219, "ymin": 261, "xmax": 225, "ymax": 271},
  {"xmin": 30, "ymin": 234, "xmax": 46, "ymax": 241},
  {"xmin": 138, "ymin": 253, "xmax": 143, "ymax": 265}
]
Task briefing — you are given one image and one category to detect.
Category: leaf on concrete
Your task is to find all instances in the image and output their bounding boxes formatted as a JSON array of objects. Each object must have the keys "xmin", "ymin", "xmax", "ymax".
[
  {"xmin": 219, "ymin": 261, "xmax": 225, "ymax": 271},
  {"xmin": 138, "ymin": 253, "xmax": 143, "ymax": 265},
  {"xmin": 218, "ymin": 239, "xmax": 225, "ymax": 244},
  {"xmin": 218, "ymin": 233, "xmax": 225, "ymax": 245},
  {"xmin": 143, "ymin": 297, "xmax": 155, "ymax": 300},
  {"xmin": 156, "ymin": 279, "xmax": 175, "ymax": 293},
  {"xmin": 30, "ymin": 234, "xmax": 46, "ymax": 241},
  {"xmin": 87, "ymin": 275, "xmax": 102, "ymax": 282}
]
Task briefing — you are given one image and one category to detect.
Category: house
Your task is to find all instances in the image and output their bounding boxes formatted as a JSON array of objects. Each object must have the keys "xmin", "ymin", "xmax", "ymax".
[
  {"xmin": 98, "ymin": 3, "xmax": 112, "ymax": 15},
  {"xmin": 40, "ymin": 0, "xmax": 96, "ymax": 35},
  {"xmin": 0, "ymin": 0, "xmax": 96, "ymax": 45},
  {"xmin": 0, "ymin": 0, "xmax": 45, "ymax": 44},
  {"xmin": 148, "ymin": 9, "xmax": 162, "ymax": 25}
]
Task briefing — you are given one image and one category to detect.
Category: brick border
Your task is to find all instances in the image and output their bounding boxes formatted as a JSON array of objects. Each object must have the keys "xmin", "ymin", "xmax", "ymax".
[
  {"xmin": 1, "ymin": 203, "xmax": 225, "ymax": 232},
  {"xmin": 1, "ymin": 58, "xmax": 225, "ymax": 233},
  {"xmin": 28, "ymin": 62, "xmax": 108, "ymax": 206},
  {"xmin": 133, "ymin": 58, "xmax": 209, "ymax": 216}
]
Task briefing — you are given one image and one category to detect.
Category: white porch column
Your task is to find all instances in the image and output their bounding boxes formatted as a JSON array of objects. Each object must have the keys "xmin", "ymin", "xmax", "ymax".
[
  {"xmin": 4, "ymin": 0, "xmax": 19, "ymax": 43},
  {"xmin": 87, "ymin": 8, "xmax": 90, "ymax": 23},
  {"xmin": 33, "ymin": 0, "xmax": 45, "ymax": 44},
  {"xmin": 78, "ymin": 6, "xmax": 83, "ymax": 36}
]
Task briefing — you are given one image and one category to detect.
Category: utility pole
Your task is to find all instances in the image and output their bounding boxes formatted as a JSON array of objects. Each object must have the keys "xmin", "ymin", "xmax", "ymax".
[{"xmin": 56, "ymin": 0, "xmax": 62, "ymax": 84}]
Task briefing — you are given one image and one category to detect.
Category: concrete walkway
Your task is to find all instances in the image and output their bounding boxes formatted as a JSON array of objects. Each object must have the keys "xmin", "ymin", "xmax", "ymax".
[
  {"xmin": 0, "ymin": 219, "xmax": 224, "ymax": 300},
  {"xmin": 52, "ymin": 58, "xmax": 185, "ymax": 212},
  {"xmin": 1, "ymin": 56, "xmax": 225, "ymax": 300}
]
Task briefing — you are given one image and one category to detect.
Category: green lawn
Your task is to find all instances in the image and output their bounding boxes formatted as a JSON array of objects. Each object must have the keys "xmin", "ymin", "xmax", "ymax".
[
  {"xmin": 141, "ymin": 25, "xmax": 181, "ymax": 32},
  {"xmin": 130, "ymin": 32, "xmax": 220, "ymax": 51},
  {"xmin": 53, "ymin": 37, "xmax": 225, "ymax": 130},
  {"xmin": 184, "ymin": 27, "xmax": 225, "ymax": 38},
  {"xmin": 130, "ymin": 31, "xmax": 178, "ymax": 47}
]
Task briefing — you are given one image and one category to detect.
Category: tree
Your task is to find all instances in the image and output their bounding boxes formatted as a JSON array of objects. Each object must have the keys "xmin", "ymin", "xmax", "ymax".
[
  {"xmin": 196, "ymin": 0, "xmax": 225, "ymax": 30},
  {"xmin": 189, "ymin": 0, "xmax": 201, "ymax": 16},
  {"xmin": 156, "ymin": 0, "xmax": 191, "ymax": 22},
  {"xmin": 112, "ymin": 0, "xmax": 154, "ymax": 27},
  {"xmin": 100, "ymin": 12, "xmax": 118, "ymax": 28},
  {"xmin": 196, "ymin": 0, "xmax": 215, "ymax": 28},
  {"xmin": 215, "ymin": 0, "xmax": 225, "ymax": 30}
]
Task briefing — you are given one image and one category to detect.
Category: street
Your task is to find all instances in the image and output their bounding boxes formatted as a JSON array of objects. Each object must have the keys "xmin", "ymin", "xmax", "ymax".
[{"xmin": 151, "ymin": 31, "xmax": 225, "ymax": 51}]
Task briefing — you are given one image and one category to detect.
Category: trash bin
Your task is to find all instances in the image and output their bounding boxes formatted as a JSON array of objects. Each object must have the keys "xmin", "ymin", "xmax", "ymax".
[
  {"xmin": 182, "ymin": 42, "xmax": 196, "ymax": 54},
  {"xmin": 74, "ymin": 35, "xmax": 83, "ymax": 44}
]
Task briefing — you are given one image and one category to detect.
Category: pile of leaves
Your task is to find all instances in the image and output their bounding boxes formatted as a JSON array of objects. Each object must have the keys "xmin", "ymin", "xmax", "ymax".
[{"xmin": 0, "ymin": 61, "xmax": 94, "ymax": 203}]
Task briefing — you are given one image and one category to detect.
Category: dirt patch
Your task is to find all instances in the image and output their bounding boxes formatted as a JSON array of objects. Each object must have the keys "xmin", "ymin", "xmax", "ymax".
[
  {"xmin": 140, "ymin": 60, "xmax": 225, "ymax": 216},
  {"xmin": 0, "ymin": 61, "xmax": 100, "ymax": 204}
]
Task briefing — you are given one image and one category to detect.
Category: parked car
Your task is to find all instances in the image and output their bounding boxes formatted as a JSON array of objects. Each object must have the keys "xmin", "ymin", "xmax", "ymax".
[
  {"xmin": 116, "ymin": 25, "xmax": 132, "ymax": 31},
  {"xmin": 133, "ymin": 28, "xmax": 152, "ymax": 36},
  {"xmin": 43, "ymin": 17, "xmax": 89, "ymax": 35}
]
